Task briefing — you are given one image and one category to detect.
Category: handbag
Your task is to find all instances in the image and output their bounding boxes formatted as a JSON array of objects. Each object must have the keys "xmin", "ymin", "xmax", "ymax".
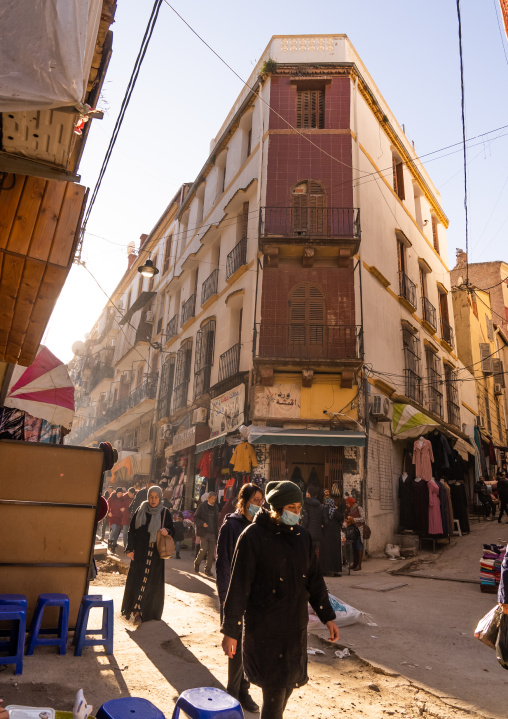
[
  {"xmin": 156, "ymin": 510, "xmax": 175, "ymax": 559},
  {"xmin": 475, "ymin": 605, "xmax": 503, "ymax": 649},
  {"xmin": 363, "ymin": 524, "xmax": 372, "ymax": 540}
]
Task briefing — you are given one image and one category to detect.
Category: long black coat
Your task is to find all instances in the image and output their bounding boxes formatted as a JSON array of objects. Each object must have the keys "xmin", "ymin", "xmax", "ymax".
[
  {"xmin": 216, "ymin": 511, "xmax": 250, "ymax": 604},
  {"xmin": 221, "ymin": 508, "xmax": 335, "ymax": 689},
  {"xmin": 319, "ymin": 507, "xmax": 344, "ymax": 574},
  {"xmin": 301, "ymin": 497, "xmax": 327, "ymax": 543}
]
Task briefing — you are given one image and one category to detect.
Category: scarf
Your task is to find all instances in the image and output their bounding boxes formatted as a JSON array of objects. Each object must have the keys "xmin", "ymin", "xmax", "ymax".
[
  {"xmin": 325, "ymin": 497, "xmax": 336, "ymax": 519},
  {"xmin": 135, "ymin": 485, "xmax": 164, "ymax": 544}
]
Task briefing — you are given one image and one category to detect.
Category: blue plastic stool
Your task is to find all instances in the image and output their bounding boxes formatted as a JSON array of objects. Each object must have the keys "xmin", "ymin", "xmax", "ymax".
[
  {"xmin": 74, "ymin": 595, "xmax": 113, "ymax": 656},
  {"xmin": 0, "ymin": 604, "xmax": 26, "ymax": 675},
  {"xmin": 96, "ymin": 697, "xmax": 165, "ymax": 719},
  {"xmin": 0, "ymin": 594, "xmax": 28, "ymax": 610},
  {"xmin": 26, "ymin": 593, "xmax": 69, "ymax": 656},
  {"xmin": 171, "ymin": 688, "xmax": 243, "ymax": 719}
]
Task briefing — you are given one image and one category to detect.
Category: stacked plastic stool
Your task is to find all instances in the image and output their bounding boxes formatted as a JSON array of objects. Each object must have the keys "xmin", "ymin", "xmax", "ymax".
[
  {"xmin": 171, "ymin": 688, "xmax": 243, "ymax": 719},
  {"xmin": 97, "ymin": 698, "xmax": 165, "ymax": 719},
  {"xmin": 0, "ymin": 598, "xmax": 27, "ymax": 675},
  {"xmin": 27, "ymin": 593, "xmax": 69, "ymax": 656},
  {"xmin": 74, "ymin": 594, "xmax": 114, "ymax": 656}
]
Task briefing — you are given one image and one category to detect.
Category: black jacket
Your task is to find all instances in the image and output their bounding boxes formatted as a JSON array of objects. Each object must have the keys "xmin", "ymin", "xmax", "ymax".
[
  {"xmin": 172, "ymin": 521, "xmax": 185, "ymax": 542},
  {"xmin": 301, "ymin": 497, "xmax": 327, "ymax": 543},
  {"xmin": 194, "ymin": 500, "xmax": 220, "ymax": 538},
  {"xmin": 129, "ymin": 488, "xmax": 147, "ymax": 515},
  {"xmin": 221, "ymin": 508, "xmax": 335, "ymax": 689},
  {"xmin": 498, "ymin": 477, "xmax": 508, "ymax": 501},
  {"xmin": 216, "ymin": 511, "xmax": 250, "ymax": 603}
]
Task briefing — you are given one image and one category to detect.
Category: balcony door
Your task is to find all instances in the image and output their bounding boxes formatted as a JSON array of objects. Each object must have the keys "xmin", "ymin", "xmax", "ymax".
[
  {"xmin": 289, "ymin": 283, "xmax": 325, "ymax": 357},
  {"xmin": 291, "ymin": 180, "xmax": 326, "ymax": 236}
]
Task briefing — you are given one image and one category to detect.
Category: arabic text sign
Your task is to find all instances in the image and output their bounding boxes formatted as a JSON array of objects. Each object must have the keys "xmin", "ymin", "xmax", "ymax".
[
  {"xmin": 254, "ymin": 383, "xmax": 301, "ymax": 419},
  {"xmin": 209, "ymin": 384, "xmax": 245, "ymax": 437}
]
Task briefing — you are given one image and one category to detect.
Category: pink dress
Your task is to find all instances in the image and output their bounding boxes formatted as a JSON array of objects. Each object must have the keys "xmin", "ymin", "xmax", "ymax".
[
  {"xmin": 428, "ymin": 480, "xmax": 443, "ymax": 534},
  {"xmin": 412, "ymin": 439, "xmax": 434, "ymax": 482}
]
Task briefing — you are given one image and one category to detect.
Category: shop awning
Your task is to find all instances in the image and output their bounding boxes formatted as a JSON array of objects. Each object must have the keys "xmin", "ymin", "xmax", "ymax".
[
  {"xmin": 195, "ymin": 433, "xmax": 228, "ymax": 454},
  {"xmin": 248, "ymin": 428, "xmax": 366, "ymax": 447},
  {"xmin": 392, "ymin": 403, "xmax": 440, "ymax": 439}
]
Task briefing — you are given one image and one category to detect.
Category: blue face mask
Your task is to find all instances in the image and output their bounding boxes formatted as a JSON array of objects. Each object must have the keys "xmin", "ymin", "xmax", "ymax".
[
  {"xmin": 280, "ymin": 509, "xmax": 300, "ymax": 526},
  {"xmin": 247, "ymin": 503, "xmax": 261, "ymax": 518}
]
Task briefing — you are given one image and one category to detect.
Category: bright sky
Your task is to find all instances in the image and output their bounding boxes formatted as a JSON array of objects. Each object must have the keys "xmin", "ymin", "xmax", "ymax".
[{"xmin": 44, "ymin": 0, "xmax": 508, "ymax": 362}]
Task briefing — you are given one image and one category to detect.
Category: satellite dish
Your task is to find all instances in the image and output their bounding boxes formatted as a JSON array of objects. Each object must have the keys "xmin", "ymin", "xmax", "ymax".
[
  {"xmin": 127, "ymin": 241, "xmax": 136, "ymax": 256},
  {"xmin": 72, "ymin": 340, "xmax": 85, "ymax": 356}
]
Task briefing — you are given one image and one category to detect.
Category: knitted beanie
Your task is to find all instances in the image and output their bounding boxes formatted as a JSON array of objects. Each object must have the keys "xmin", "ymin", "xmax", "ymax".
[{"xmin": 265, "ymin": 480, "xmax": 303, "ymax": 510}]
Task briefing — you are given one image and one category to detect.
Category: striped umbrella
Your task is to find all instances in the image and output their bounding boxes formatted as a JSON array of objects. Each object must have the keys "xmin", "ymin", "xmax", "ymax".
[{"xmin": 392, "ymin": 402, "xmax": 439, "ymax": 439}]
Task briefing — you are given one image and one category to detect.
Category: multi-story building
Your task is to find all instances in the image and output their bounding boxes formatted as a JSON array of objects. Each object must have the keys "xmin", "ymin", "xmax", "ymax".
[
  {"xmin": 452, "ymin": 256, "xmax": 508, "ymax": 333},
  {"xmin": 68, "ymin": 34, "xmax": 479, "ymax": 549}
]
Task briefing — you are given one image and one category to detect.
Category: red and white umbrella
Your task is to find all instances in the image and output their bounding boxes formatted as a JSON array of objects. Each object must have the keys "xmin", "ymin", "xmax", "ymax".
[{"xmin": 4, "ymin": 346, "xmax": 75, "ymax": 429}]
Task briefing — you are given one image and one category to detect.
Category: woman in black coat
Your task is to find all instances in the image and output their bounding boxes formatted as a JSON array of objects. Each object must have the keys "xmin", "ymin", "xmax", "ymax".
[
  {"xmin": 121, "ymin": 485, "xmax": 174, "ymax": 624},
  {"xmin": 221, "ymin": 480, "xmax": 338, "ymax": 719},
  {"xmin": 320, "ymin": 497, "xmax": 345, "ymax": 576}
]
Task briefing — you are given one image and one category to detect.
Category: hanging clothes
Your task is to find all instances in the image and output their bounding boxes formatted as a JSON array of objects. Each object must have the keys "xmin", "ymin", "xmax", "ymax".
[
  {"xmin": 0, "ymin": 407, "xmax": 24, "ymax": 440},
  {"xmin": 428, "ymin": 480, "xmax": 443, "ymax": 535},
  {"xmin": 413, "ymin": 479, "xmax": 430, "ymax": 534},
  {"xmin": 23, "ymin": 414, "xmax": 43, "ymax": 442},
  {"xmin": 290, "ymin": 466, "xmax": 306, "ymax": 493},
  {"xmin": 398, "ymin": 474, "xmax": 416, "ymax": 531},
  {"xmin": 307, "ymin": 467, "xmax": 320, "ymax": 493},
  {"xmin": 474, "ymin": 426, "xmax": 488, "ymax": 478},
  {"xmin": 39, "ymin": 420, "xmax": 60, "ymax": 444},
  {"xmin": 198, "ymin": 450, "xmax": 213, "ymax": 479},
  {"xmin": 230, "ymin": 441, "xmax": 257, "ymax": 473},
  {"xmin": 412, "ymin": 438, "xmax": 434, "ymax": 482},
  {"xmin": 438, "ymin": 480, "xmax": 453, "ymax": 535},
  {"xmin": 450, "ymin": 481, "xmax": 470, "ymax": 533}
]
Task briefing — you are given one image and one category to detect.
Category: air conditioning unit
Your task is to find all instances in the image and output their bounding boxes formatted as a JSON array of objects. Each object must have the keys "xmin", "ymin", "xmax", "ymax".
[
  {"xmin": 494, "ymin": 383, "xmax": 503, "ymax": 395},
  {"xmin": 145, "ymin": 311, "xmax": 154, "ymax": 323},
  {"xmin": 193, "ymin": 407, "xmax": 208, "ymax": 424},
  {"xmin": 114, "ymin": 439, "xmax": 123, "ymax": 450},
  {"xmin": 159, "ymin": 423, "xmax": 171, "ymax": 440},
  {"xmin": 476, "ymin": 415, "xmax": 485, "ymax": 429},
  {"xmin": 370, "ymin": 394, "xmax": 392, "ymax": 421}
]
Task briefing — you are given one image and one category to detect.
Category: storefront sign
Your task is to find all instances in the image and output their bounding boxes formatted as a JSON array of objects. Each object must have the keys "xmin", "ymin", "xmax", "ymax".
[
  {"xmin": 254, "ymin": 383, "xmax": 301, "ymax": 419},
  {"xmin": 172, "ymin": 426, "xmax": 197, "ymax": 452},
  {"xmin": 209, "ymin": 384, "xmax": 245, "ymax": 437}
]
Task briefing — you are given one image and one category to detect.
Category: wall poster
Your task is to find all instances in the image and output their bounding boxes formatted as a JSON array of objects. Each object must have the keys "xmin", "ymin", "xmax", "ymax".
[
  {"xmin": 209, "ymin": 384, "xmax": 245, "ymax": 437},
  {"xmin": 254, "ymin": 383, "xmax": 301, "ymax": 419}
]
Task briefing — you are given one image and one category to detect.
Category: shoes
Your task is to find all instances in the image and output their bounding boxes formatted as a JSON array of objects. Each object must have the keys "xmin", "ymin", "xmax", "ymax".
[
  {"xmin": 133, "ymin": 612, "xmax": 142, "ymax": 625},
  {"xmin": 204, "ymin": 570, "xmax": 214, "ymax": 577},
  {"xmin": 194, "ymin": 560, "xmax": 200, "ymax": 573},
  {"xmin": 175, "ymin": 552, "xmax": 181, "ymax": 559},
  {"xmin": 238, "ymin": 695, "xmax": 260, "ymax": 713},
  {"xmin": 333, "ymin": 572, "xmax": 342, "ymax": 577},
  {"xmin": 353, "ymin": 566, "xmax": 361, "ymax": 571}
]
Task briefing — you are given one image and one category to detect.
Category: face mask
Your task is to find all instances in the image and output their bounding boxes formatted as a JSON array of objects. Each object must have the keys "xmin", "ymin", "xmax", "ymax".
[
  {"xmin": 247, "ymin": 503, "xmax": 261, "ymax": 518},
  {"xmin": 280, "ymin": 509, "xmax": 300, "ymax": 526}
]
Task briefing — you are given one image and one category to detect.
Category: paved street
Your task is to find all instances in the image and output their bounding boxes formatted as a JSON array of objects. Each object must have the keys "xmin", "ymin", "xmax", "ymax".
[{"xmin": 2, "ymin": 522, "xmax": 508, "ymax": 718}]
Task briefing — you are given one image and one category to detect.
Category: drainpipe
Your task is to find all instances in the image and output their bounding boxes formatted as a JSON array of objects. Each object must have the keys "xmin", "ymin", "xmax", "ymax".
[{"xmin": 252, "ymin": 77, "xmax": 266, "ymax": 360}]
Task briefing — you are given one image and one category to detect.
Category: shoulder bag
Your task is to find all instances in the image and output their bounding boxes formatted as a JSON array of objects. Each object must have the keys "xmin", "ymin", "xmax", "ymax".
[{"xmin": 156, "ymin": 509, "xmax": 175, "ymax": 559}]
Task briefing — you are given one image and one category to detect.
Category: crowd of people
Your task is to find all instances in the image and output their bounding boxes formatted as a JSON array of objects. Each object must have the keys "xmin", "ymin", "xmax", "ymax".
[{"xmin": 474, "ymin": 469, "xmax": 508, "ymax": 521}]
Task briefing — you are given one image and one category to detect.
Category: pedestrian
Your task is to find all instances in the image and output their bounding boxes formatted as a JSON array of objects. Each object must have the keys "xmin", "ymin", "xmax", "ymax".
[
  {"xmin": 194, "ymin": 491, "xmax": 220, "ymax": 576},
  {"xmin": 319, "ymin": 496, "xmax": 345, "ymax": 577},
  {"xmin": 120, "ymin": 489, "xmax": 132, "ymax": 547},
  {"xmin": 497, "ymin": 471, "xmax": 508, "ymax": 523},
  {"xmin": 345, "ymin": 496, "xmax": 365, "ymax": 571},
  {"xmin": 172, "ymin": 512, "xmax": 185, "ymax": 558},
  {"xmin": 121, "ymin": 485, "xmax": 174, "ymax": 624},
  {"xmin": 221, "ymin": 480, "xmax": 339, "ymax": 719},
  {"xmin": 98, "ymin": 489, "xmax": 110, "ymax": 541},
  {"xmin": 301, "ymin": 486, "xmax": 328, "ymax": 555},
  {"xmin": 129, "ymin": 480, "xmax": 150, "ymax": 515},
  {"xmin": 475, "ymin": 476, "xmax": 496, "ymax": 520},
  {"xmin": 126, "ymin": 487, "xmax": 137, "ymax": 516},
  {"xmin": 216, "ymin": 484, "xmax": 264, "ymax": 714},
  {"xmin": 107, "ymin": 487, "xmax": 126, "ymax": 552}
]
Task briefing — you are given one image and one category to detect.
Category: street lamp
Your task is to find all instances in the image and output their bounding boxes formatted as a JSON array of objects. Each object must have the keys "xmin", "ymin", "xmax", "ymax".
[{"xmin": 138, "ymin": 258, "xmax": 159, "ymax": 278}]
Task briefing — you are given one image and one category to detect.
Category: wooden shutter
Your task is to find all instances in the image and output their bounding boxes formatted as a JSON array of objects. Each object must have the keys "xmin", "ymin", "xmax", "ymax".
[
  {"xmin": 486, "ymin": 316, "xmax": 494, "ymax": 340},
  {"xmin": 269, "ymin": 444, "xmax": 287, "ymax": 481},
  {"xmin": 493, "ymin": 358, "xmax": 505, "ymax": 388},
  {"xmin": 162, "ymin": 235, "xmax": 172, "ymax": 275},
  {"xmin": 289, "ymin": 284, "xmax": 325, "ymax": 347},
  {"xmin": 439, "ymin": 292, "xmax": 449, "ymax": 324},
  {"xmin": 480, "ymin": 343, "xmax": 494, "ymax": 374},
  {"xmin": 395, "ymin": 162, "xmax": 405, "ymax": 200},
  {"xmin": 393, "ymin": 158, "xmax": 398, "ymax": 194},
  {"xmin": 431, "ymin": 216, "xmax": 439, "ymax": 253},
  {"xmin": 296, "ymin": 90, "xmax": 324, "ymax": 129}
]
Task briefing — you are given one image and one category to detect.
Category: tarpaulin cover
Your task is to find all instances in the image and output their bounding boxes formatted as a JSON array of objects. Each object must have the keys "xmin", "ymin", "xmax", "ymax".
[{"xmin": 0, "ymin": 0, "xmax": 102, "ymax": 111}]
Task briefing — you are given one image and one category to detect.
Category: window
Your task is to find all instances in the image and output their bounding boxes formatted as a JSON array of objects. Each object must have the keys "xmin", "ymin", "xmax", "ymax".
[
  {"xmin": 136, "ymin": 363, "xmax": 144, "ymax": 387},
  {"xmin": 485, "ymin": 315, "xmax": 494, "ymax": 341},
  {"xmin": 393, "ymin": 157, "xmax": 405, "ymax": 201},
  {"xmin": 397, "ymin": 240, "xmax": 416, "ymax": 308},
  {"xmin": 431, "ymin": 216, "xmax": 439, "ymax": 254},
  {"xmin": 173, "ymin": 339, "xmax": 193, "ymax": 411},
  {"xmin": 194, "ymin": 319, "xmax": 216, "ymax": 397},
  {"xmin": 289, "ymin": 283, "xmax": 325, "ymax": 350},
  {"xmin": 444, "ymin": 364, "xmax": 460, "ymax": 427},
  {"xmin": 237, "ymin": 202, "xmax": 249, "ymax": 241},
  {"xmin": 162, "ymin": 235, "xmax": 173, "ymax": 275},
  {"xmin": 138, "ymin": 275, "xmax": 144, "ymax": 298},
  {"xmin": 438, "ymin": 290, "xmax": 453, "ymax": 347},
  {"xmin": 484, "ymin": 390, "xmax": 492, "ymax": 433},
  {"xmin": 296, "ymin": 89, "xmax": 324, "ymax": 129},
  {"xmin": 291, "ymin": 180, "xmax": 326, "ymax": 235},
  {"xmin": 403, "ymin": 327, "xmax": 422, "ymax": 403},
  {"xmin": 425, "ymin": 348, "xmax": 443, "ymax": 417},
  {"xmin": 246, "ymin": 129, "xmax": 252, "ymax": 157},
  {"xmin": 157, "ymin": 356, "xmax": 175, "ymax": 420},
  {"xmin": 496, "ymin": 397, "xmax": 503, "ymax": 441},
  {"xmin": 480, "ymin": 343, "xmax": 493, "ymax": 374}
]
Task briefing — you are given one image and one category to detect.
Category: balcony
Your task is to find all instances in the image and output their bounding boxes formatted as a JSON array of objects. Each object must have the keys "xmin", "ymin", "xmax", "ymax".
[
  {"xmin": 89, "ymin": 363, "xmax": 114, "ymax": 392},
  {"xmin": 226, "ymin": 238, "xmax": 247, "ymax": 280},
  {"xmin": 422, "ymin": 297, "xmax": 437, "ymax": 332},
  {"xmin": 172, "ymin": 381, "xmax": 189, "ymax": 412},
  {"xmin": 441, "ymin": 318, "xmax": 454, "ymax": 348},
  {"xmin": 404, "ymin": 369, "xmax": 423, "ymax": 405},
  {"xmin": 218, "ymin": 343, "xmax": 241, "ymax": 383},
  {"xmin": 181, "ymin": 295, "xmax": 196, "ymax": 326},
  {"xmin": 166, "ymin": 314, "xmax": 179, "ymax": 341},
  {"xmin": 201, "ymin": 269, "xmax": 219, "ymax": 306},
  {"xmin": 398, "ymin": 272, "xmax": 417, "ymax": 310},
  {"xmin": 256, "ymin": 324, "xmax": 363, "ymax": 364}
]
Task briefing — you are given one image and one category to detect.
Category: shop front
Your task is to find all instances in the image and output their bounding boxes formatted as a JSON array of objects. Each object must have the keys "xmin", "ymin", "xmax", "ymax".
[{"xmin": 163, "ymin": 423, "xmax": 210, "ymax": 511}]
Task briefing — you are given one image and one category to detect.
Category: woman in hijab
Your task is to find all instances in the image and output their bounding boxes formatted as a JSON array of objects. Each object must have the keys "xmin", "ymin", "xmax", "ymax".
[
  {"xmin": 345, "ymin": 496, "xmax": 365, "ymax": 571},
  {"xmin": 121, "ymin": 485, "xmax": 174, "ymax": 624},
  {"xmin": 319, "ymin": 496, "xmax": 345, "ymax": 577}
]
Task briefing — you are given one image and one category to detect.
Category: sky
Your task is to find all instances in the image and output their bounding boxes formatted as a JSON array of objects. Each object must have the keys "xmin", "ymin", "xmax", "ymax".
[{"xmin": 43, "ymin": 0, "xmax": 508, "ymax": 362}]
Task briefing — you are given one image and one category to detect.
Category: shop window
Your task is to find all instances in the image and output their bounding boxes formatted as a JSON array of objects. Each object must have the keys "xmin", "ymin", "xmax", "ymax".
[
  {"xmin": 296, "ymin": 88, "xmax": 325, "ymax": 129},
  {"xmin": 291, "ymin": 180, "xmax": 326, "ymax": 235}
]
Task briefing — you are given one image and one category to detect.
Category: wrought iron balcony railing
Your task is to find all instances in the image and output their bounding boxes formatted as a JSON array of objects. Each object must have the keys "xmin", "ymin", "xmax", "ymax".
[
  {"xmin": 399, "ymin": 272, "xmax": 417, "ymax": 309},
  {"xmin": 422, "ymin": 297, "xmax": 437, "ymax": 331},
  {"xmin": 201, "ymin": 269, "xmax": 219, "ymax": 305},
  {"xmin": 89, "ymin": 364, "xmax": 114, "ymax": 392},
  {"xmin": 441, "ymin": 318, "xmax": 454, "ymax": 348},
  {"xmin": 404, "ymin": 369, "xmax": 423, "ymax": 405},
  {"xmin": 166, "ymin": 314, "xmax": 179, "ymax": 341},
  {"xmin": 226, "ymin": 238, "xmax": 247, "ymax": 280},
  {"xmin": 256, "ymin": 324, "xmax": 362, "ymax": 361},
  {"xmin": 181, "ymin": 295, "xmax": 196, "ymax": 326},
  {"xmin": 218, "ymin": 343, "xmax": 241, "ymax": 382},
  {"xmin": 260, "ymin": 207, "xmax": 360, "ymax": 240},
  {"xmin": 172, "ymin": 381, "xmax": 189, "ymax": 412}
]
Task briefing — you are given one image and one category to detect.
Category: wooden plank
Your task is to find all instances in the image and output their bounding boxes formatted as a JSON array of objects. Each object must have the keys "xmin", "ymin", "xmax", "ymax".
[
  {"xmin": 0, "ymin": 253, "xmax": 25, "ymax": 361},
  {"xmin": 28, "ymin": 180, "xmax": 67, "ymax": 262},
  {"xmin": 0, "ymin": 174, "xmax": 25, "ymax": 250},
  {"xmin": 17, "ymin": 264, "xmax": 68, "ymax": 365},
  {"xmin": 49, "ymin": 183, "xmax": 86, "ymax": 267},
  {"xmin": 6, "ymin": 175, "xmax": 47, "ymax": 255},
  {"xmin": 5, "ymin": 259, "xmax": 45, "ymax": 359}
]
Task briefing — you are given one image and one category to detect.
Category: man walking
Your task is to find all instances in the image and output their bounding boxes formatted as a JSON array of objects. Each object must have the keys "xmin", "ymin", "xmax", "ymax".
[
  {"xmin": 194, "ymin": 491, "xmax": 219, "ymax": 577},
  {"xmin": 498, "ymin": 471, "xmax": 508, "ymax": 523}
]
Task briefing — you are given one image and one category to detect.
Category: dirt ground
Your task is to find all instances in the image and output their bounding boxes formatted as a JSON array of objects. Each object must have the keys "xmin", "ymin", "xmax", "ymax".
[{"xmin": 0, "ymin": 534, "xmax": 506, "ymax": 719}]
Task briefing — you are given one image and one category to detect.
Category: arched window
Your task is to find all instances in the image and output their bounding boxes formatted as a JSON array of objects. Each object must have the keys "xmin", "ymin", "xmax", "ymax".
[
  {"xmin": 289, "ymin": 283, "xmax": 325, "ymax": 349},
  {"xmin": 291, "ymin": 180, "xmax": 326, "ymax": 236}
]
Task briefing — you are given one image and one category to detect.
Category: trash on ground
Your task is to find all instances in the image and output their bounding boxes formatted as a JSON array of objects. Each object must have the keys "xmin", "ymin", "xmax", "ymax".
[
  {"xmin": 385, "ymin": 544, "xmax": 401, "ymax": 559},
  {"xmin": 335, "ymin": 648, "xmax": 351, "ymax": 659},
  {"xmin": 307, "ymin": 647, "xmax": 325, "ymax": 655},
  {"xmin": 309, "ymin": 594, "xmax": 376, "ymax": 627}
]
